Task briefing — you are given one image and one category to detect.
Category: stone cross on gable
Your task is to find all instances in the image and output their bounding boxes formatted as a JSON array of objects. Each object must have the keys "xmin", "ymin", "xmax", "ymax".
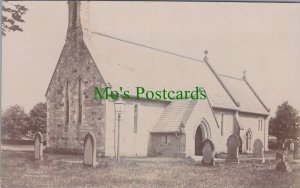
[
  {"xmin": 243, "ymin": 70, "xmax": 247, "ymax": 79},
  {"xmin": 204, "ymin": 49, "xmax": 209, "ymax": 62},
  {"xmin": 204, "ymin": 49, "xmax": 208, "ymax": 56}
]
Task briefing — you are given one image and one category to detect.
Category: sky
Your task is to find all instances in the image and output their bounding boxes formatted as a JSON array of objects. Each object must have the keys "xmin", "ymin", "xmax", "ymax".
[{"xmin": 2, "ymin": 1, "xmax": 300, "ymax": 115}]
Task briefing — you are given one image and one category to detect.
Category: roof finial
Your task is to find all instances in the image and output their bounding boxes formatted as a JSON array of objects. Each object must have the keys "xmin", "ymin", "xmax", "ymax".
[
  {"xmin": 204, "ymin": 49, "xmax": 209, "ymax": 62},
  {"xmin": 243, "ymin": 70, "xmax": 247, "ymax": 79}
]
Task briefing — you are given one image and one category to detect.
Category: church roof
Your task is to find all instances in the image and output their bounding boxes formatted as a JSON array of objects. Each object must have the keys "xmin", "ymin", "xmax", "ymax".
[
  {"xmin": 152, "ymin": 100, "xmax": 197, "ymax": 133},
  {"xmin": 87, "ymin": 32, "xmax": 237, "ymax": 110},
  {"xmin": 46, "ymin": 2, "xmax": 270, "ymax": 134},
  {"xmin": 219, "ymin": 74, "xmax": 269, "ymax": 115}
]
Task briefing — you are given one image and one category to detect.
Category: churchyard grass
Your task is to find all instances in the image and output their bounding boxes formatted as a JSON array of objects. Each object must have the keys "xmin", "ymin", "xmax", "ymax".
[{"xmin": 1, "ymin": 150, "xmax": 300, "ymax": 188}]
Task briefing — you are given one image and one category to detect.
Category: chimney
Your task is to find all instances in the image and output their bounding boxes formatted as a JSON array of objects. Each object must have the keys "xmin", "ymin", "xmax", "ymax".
[{"xmin": 67, "ymin": 1, "xmax": 91, "ymax": 41}]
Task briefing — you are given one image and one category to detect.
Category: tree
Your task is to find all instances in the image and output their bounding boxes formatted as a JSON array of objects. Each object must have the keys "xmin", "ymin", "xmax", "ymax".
[
  {"xmin": 28, "ymin": 102, "xmax": 47, "ymax": 134},
  {"xmin": 269, "ymin": 101, "xmax": 300, "ymax": 144},
  {"xmin": 2, "ymin": 1, "xmax": 28, "ymax": 36},
  {"xmin": 269, "ymin": 117, "xmax": 276, "ymax": 137},
  {"xmin": 1, "ymin": 105, "xmax": 30, "ymax": 139}
]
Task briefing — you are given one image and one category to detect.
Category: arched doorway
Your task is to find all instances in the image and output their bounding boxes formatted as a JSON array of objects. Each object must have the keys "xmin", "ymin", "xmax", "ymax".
[
  {"xmin": 195, "ymin": 126, "xmax": 203, "ymax": 156},
  {"xmin": 194, "ymin": 119, "xmax": 211, "ymax": 156}
]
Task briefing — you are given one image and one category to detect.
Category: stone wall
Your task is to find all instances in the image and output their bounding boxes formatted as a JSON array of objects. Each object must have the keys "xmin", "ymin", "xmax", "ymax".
[
  {"xmin": 46, "ymin": 26, "xmax": 106, "ymax": 155},
  {"xmin": 148, "ymin": 133, "xmax": 185, "ymax": 157}
]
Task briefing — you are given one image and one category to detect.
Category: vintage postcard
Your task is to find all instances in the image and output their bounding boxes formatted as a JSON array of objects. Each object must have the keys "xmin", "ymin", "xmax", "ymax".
[{"xmin": 1, "ymin": 0, "xmax": 300, "ymax": 187}]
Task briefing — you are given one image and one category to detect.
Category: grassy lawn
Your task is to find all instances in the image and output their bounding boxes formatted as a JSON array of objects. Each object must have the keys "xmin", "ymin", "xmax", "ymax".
[{"xmin": 1, "ymin": 150, "xmax": 300, "ymax": 188}]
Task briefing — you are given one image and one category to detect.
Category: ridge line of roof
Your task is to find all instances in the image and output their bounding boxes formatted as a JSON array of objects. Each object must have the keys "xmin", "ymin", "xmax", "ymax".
[
  {"xmin": 92, "ymin": 31, "xmax": 206, "ymax": 64},
  {"xmin": 219, "ymin": 74, "xmax": 243, "ymax": 81}
]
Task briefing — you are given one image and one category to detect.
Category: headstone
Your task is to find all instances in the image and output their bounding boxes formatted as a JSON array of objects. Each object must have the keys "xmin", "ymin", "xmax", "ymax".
[
  {"xmin": 201, "ymin": 139, "xmax": 215, "ymax": 165},
  {"xmin": 293, "ymin": 141, "xmax": 300, "ymax": 160},
  {"xmin": 253, "ymin": 138, "xmax": 265, "ymax": 163},
  {"xmin": 226, "ymin": 135, "xmax": 240, "ymax": 163},
  {"xmin": 83, "ymin": 132, "xmax": 97, "ymax": 167},
  {"xmin": 276, "ymin": 151, "xmax": 292, "ymax": 172},
  {"xmin": 34, "ymin": 132, "xmax": 43, "ymax": 160},
  {"xmin": 275, "ymin": 152, "xmax": 282, "ymax": 167},
  {"xmin": 290, "ymin": 142, "xmax": 294, "ymax": 151}
]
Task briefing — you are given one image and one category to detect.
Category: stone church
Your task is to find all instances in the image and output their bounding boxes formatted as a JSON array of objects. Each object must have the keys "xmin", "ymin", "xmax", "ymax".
[{"xmin": 45, "ymin": 1, "xmax": 270, "ymax": 158}]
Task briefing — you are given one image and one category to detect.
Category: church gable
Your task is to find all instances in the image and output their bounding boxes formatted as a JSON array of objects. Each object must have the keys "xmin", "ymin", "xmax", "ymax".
[{"xmin": 46, "ymin": 1, "xmax": 107, "ymax": 155}]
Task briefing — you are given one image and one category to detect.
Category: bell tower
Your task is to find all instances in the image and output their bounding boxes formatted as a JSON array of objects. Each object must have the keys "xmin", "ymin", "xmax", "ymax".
[{"xmin": 66, "ymin": 1, "xmax": 91, "ymax": 41}]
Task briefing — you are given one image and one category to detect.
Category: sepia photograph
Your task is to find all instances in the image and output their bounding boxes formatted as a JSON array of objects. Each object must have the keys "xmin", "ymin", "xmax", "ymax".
[{"xmin": 1, "ymin": 0, "xmax": 300, "ymax": 187}]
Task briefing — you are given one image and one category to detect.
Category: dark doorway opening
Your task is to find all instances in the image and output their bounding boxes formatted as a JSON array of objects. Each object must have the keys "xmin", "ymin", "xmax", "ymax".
[{"xmin": 195, "ymin": 126, "xmax": 203, "ymax": 156}]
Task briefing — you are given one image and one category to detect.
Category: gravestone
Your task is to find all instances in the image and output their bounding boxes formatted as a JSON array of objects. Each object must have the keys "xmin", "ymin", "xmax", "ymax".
[
  {"xmin": 293, "ymin": 141, "xmax": 300, "ymax": 160},
  {"xmin": 201, "ymin": 139, "xmax": 215, "ymax": 165},
  {"xmin": 34, "ymin": 132, "xmax": 43, "ymax": 160},
  {"xmin": 275, "ymin": 152, "xmax": 281, "ymax": 167},
  {"xmin": 290, "ymin": 142, "xmax": 294, "ymax": 152},
  {"xmin": 253, "ymin": 139, "xmax": 265, "ymax": 163},
  {"xmin": 226, "ymin": 135, "xmax": 239, "ymax": 163},
  {"xmin": 83, "ymin": 132, "xmax": 97, "ymax": 167},
  {"xmin": 276, "ymin": 151, "xmax": 292, "ymax": 172}
]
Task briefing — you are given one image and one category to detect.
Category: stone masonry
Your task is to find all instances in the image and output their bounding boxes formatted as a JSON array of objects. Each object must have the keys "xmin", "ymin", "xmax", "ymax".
[{"xmin": 46, "ymin": 1, "xmax": 106, "ymax": 155}]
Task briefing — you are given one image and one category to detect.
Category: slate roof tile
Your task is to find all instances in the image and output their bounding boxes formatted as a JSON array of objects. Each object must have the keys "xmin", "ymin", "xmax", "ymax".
[
  {"xmin": 219, "ymin": 75, "xmax": 269, "ymax": 115},
  {"xmin": 152, "ymin": 100, "xmax": 197, "ymax": 133},
  {"xmin": 87, "ymin": 32, "xmax": 237, "ymax": 110}
]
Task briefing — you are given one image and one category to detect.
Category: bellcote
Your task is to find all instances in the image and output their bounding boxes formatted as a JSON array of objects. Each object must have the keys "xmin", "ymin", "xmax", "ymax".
[{"xmin": 67, "ymin": 1, "xmax": 91, "ymax": 41}]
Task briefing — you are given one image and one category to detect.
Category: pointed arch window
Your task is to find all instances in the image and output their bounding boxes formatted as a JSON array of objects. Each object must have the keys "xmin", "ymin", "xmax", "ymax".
[
  {"xmin": 258, "ymin": 118, "xmax": 264, "ymax": 131},
  {"xmin": 78, "ymin": 78, "xmax": 82, "ymax": 124},
  {"xmin": 259, "ymin": 118, "xmax": 262, "ymax": 131},
  {"xmin": 65, "ymin": 80, "xmax": 70, "ymax": 125},
  {"xmin": 134, "ymin": 104, "xmax": 138, "ymax": 133},
  {"xmin": 246, "ymin": 130, "xmax": 252, "ymax": 151}
]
